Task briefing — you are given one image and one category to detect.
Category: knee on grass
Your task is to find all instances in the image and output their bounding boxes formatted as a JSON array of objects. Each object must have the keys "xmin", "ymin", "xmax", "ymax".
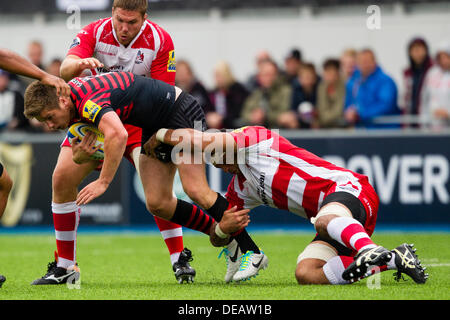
[{"xmin": 295, "ymin": 263, "xmax": 326, "ymax": 285}]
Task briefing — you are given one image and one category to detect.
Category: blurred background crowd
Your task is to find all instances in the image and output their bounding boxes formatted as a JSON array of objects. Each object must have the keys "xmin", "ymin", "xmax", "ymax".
[
  {"xmin": 176, "ymin": 40, "xmax": 449, "ymax": 132},
  {"xmin": 1, "ymin": 37, "xmax": 448, "ymax": 133}
]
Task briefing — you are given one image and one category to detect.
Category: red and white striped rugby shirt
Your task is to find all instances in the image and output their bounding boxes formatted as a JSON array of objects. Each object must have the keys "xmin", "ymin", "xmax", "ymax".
[
  {"xmin": 226, "ymin": 126, "xmax": 371, "ymax": 219},
  {"xmin": 68, "ymin": 17, "xmax": 176, "ymax": 85}
]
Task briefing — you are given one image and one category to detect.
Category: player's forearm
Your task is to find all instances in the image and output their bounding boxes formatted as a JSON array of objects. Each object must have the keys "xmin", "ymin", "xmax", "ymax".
[
  {"xmin": 159, "ymin": 128, "xmax": 191, "ymax": 146},
  {"xmin": 99, "ymin": 132, "xmax": 128, "ymax": 185},
  {"xmin": 60, "ymin": 56, "xmax": 83, "ymax": 81},
  {"xmin": 158, "ymin": 128, "xmax": 209, "ymax": 152},
  {"xmin": 156, "ymin": 128, "xmax": 237, "ymax": 157},
  {"xmin": 0, "ymin": 48, "xmax": 47, "ymax": 80}
]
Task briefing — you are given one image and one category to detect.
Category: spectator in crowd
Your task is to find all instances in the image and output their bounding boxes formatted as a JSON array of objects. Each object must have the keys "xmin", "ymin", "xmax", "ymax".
[
  {"xmin": 340, "ymin": 48, "xmax": 357, "ymax": 81},
  {"xmin": 205, "ymin": 60, "xmax": 249, "ymax": 129},
  {"xmin": 401, "ymin": 37, "xmax": 433, "ymax": 127},
  {"xmin": 315, "ymin": 58, "xmax": 346, "ymax": 128},
  {"xmin": 0, "ymin": 70, "xmax": 30, "ymax": 132},
  {"xmin": 28, "ymin": 40, "xmax": 45, "ymax": 70},
  {"xmin": 344, "ymin": 48, "xmax": 400, "ymax": 129},
  {"xmin": 420, "ymin": 41, "xmax": 450, "ymax": 130},
  {"xmin": 278, "ymin": 62, "xmax": 319, "ymax": 129},
  {"xmin": 175, "ymin": 59, "xmax": 213, "ymax": 114},
  {"xmin": 282, "ymin": 48, "xmax": 302, "ymax": 84},
  {"xmin": 46, "ymin": 58, "xmax": 63, "ymax": 77},
  {"xmin": 18, "ymin": 40, "xmax": 46, "ymax": 90},
  {"xmin": 241, "ymin": 60, "xmax": 292, "ymax": 128},
  {"xmin": 246, "ymin": 49, "xmax": 273, "ymax": 91}
]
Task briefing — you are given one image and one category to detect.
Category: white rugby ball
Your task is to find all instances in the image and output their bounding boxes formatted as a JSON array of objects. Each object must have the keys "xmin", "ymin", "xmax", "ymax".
[{"xmin": 67, "ymin": 122, "xmax": 105, "ymax": 160}]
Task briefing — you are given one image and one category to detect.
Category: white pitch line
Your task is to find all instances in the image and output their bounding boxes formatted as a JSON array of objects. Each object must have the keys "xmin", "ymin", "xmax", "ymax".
[{"xmin": 426, "ymin": 263, "xmax": 450, "ymax": 267}]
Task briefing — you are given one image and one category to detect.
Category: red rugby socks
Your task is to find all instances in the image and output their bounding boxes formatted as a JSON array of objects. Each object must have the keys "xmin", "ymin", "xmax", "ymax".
[
  {"xmin": 326, "ymin": 216, "xmax": 377, "ymax": 253},
  {"xmin": 52, "ymin": 201, "xmax": 80, "ymax": 268},
  {"xmin": 153, "ymin": 216, "xmax": 185, "ymax": 265}
]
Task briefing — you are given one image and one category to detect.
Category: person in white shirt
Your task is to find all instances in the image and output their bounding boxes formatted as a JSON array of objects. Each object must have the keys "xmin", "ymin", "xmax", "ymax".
[{"xmin": 421, "ymin": 41, "xmax": 450, "ymax": 130}]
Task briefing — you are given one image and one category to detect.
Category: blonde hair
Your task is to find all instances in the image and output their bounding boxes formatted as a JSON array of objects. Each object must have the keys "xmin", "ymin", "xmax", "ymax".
[
  {"xmin": 214, "ymin": 60, "xmax": 235, "ymax": 89},
  {"xmin": 341, "ymin": 48, "xmax": 357, "ymax": 59}
]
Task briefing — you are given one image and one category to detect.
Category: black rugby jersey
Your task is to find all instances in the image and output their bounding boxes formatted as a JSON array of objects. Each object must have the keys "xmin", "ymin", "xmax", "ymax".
[{"xmin": 68, "ymin": 72, "xmax": 176, "ymax": 129}]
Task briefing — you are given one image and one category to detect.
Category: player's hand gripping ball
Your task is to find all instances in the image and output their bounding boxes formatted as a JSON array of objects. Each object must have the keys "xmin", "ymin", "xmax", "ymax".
[{"xmin": 67, "ymin": 123, "xmax": 105, "ymax": 160}]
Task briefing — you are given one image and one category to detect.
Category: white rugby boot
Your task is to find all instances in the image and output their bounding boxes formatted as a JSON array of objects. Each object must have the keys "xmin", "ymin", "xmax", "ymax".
[
  {"xmin": 232, "ymin": 250, "xmax": 268, "ymax": 282},
  {"xmin": 218, "ymin": 239, "xmax": 242, "ymax": 283}
]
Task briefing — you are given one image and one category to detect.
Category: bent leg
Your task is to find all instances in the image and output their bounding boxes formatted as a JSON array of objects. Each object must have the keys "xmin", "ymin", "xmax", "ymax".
[
  {"xmin": 295, "ymin": 241, "xmax": 339, "ymax": 285},
  {"xmin": 313, "ymin": 194, "xmax": 377, "ymax": 254},
  {"xmin": 312, "ymin": 193, "xmax": 395, "ymax": 281},
  {"xmin": 139, "ymin": 154, "xmax": 214, "ymax": 235},
  {"xmin": 53, "ymin": 147, "xmax": 99, "ymax": 203},
  {"xmin": 131, "ymin": 147, "xmax": 184, "ymax": 265},
  {"xmin": 178, "ymin": 161, "xmax": 260, "ymax": 253},
  {"xmin": 139, "ymin": 154, "xmax": 177, "ymax": 219},
  {"xmin": 177, "ymin": 162, "xmax": 217, "ymax": 210}
]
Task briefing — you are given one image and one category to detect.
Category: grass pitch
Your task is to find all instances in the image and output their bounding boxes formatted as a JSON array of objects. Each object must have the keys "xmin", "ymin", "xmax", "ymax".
[{"xmin": 0, "ymin": 231, "xmax": 449, "ymax": 300}]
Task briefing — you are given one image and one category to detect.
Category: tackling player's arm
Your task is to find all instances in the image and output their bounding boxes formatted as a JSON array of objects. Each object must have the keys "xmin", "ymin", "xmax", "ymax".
[
  {"xmin": 0, "ymin": 48, "xmax": 70, "ymax": 96},
  {"xmin": 0, "ymin": 165, "xmax": 13, "ymax": 218},
  {"xmin": 76, "ymin": 112, "xmax": 127, "ymax": 205},
  {"xmin": 60, "ymin": 22, "xmax": 104, "ymax": 81},
  {"xmin": 60, "ymin": 55, "xmax": 104, "ymax": 82},
  {"xmin": 144, "ymin": 128, "xmax": 237, "ymax": 159}
]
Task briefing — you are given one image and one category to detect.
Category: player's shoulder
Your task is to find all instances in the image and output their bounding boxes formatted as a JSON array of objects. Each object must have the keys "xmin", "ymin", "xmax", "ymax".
[
  {"xmin": 79, "ymin": 17, "xmax": 111, "ymax": 34},
  {"xmin": 68, "ymin": 76, "xmax": 99, "ymax": 102},
  {"xmin": 145, "ymin": 19, "xmax": 171, "ymax": 35},
  {"xmin": 73, "ymin": 17, "xmax": 114, "ymax": 47},
  {"xmin": 137, "ymin": 19, "xmax": 173, "ymax": 50}
]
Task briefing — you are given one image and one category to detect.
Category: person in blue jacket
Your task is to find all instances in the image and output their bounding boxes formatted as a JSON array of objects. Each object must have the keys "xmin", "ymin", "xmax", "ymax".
[{"xmin": 344, "ymin": 49, "xmax": 400, "ymax": 128}]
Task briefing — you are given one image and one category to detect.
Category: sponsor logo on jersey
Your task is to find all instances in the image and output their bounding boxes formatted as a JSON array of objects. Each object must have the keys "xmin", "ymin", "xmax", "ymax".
[
  {"xmin": 82, "ymin": 100, "xmax": 102, "ymax": 123},
  {"xmin": 335, "ymin": 182, "xmax": 360, "ymax": 197},
  {"xmin": 70, "ymin": 37, "xmax": 81, "ymax": 49},
  {"xmin": 110, "ymin": 65, "xmax": 124, "ymax": 72},
  {"xmin": 97, "ymin": 65, "xmax": 124, "ymax": 73},
  {"xmin": 97, "ymin": 50, "xmax": 116, "ymax": 57},
  {"xmin": 71, "ymin": 78, "xmax": 84, "ymax": 87},
  {"xmin": 135, "ymin": 50, "xmax": 144, "ymax": 65},
  {"xmin": 257, "ymin": 172, "xmax": 269, "ymax": 205},
  {"xmin": 167, "ymin": 50, "xmax": 176, "ymax": 72},
  {"xmin": 96, "ymin": 66, "xmax": 111, "ymax": 73}
]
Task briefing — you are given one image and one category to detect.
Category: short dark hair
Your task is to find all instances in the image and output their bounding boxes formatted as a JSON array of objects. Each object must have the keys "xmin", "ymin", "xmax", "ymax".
[
  {"xmin": 286, "ymin": 48, "xmax": 302, "ymax": 62},
  {"xmin": 24, "ymin": 81, "xmax": 58, "ymax": 120},
  {"xmin": 323, "ymin": 58, "xmax": 340, "ymax": 71},
  {"xmin": 113, "ymin": 0, "xmax": 148, "ymax": 16}
]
